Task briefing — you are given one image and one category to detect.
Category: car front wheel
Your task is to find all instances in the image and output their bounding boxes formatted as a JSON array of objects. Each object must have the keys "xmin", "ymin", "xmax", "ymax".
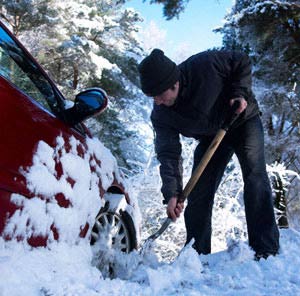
[
  {"xmin": 91, "ymin": 209, "xmax": 136, "ymax": 252},
  {"xmin": 90, "ymin": 196, "xmax": 137, "ymax": 278}
]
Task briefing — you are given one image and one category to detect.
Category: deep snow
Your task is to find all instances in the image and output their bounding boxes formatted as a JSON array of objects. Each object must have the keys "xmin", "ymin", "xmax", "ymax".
[{"xmin": 1, "ymin": 229, "xmax": 300, "ymax": 295}]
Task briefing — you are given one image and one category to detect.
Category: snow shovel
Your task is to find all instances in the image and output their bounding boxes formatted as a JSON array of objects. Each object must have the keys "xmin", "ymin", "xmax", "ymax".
[{"xmin": 142, "ymin": 101, "xmax": 241, "ymax": 246}]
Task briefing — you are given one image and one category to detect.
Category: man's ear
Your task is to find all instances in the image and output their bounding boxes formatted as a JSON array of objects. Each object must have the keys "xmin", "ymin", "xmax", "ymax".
[{"xmin": 171, "ymin": 81, "xmax": 179, "ymax": 90}]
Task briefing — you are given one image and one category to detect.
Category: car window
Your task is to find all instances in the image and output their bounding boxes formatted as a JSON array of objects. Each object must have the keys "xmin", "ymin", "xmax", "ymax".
[{"xmin": 0, "ymin": 25, "xmax": 60, "ymax": 114}]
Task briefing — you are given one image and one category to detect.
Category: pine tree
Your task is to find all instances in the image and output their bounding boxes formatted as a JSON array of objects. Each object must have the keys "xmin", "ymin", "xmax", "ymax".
[
  {"xmin": 220, "ymin": 0, "xmax": 300, "ymax": 164},
  {"xmin": 0, "ymin": 0, "xmax": 57, "ymax": 36},
  {"xmin": 0, "ymin": 0, "xmax": 145, "ymax": 169},
  {"xmin": 144, "ymin": 0, "xmax": 190, "ymax": 20},
  {"xmin": 219, "ymin": 0, "xmax": 300, "ymax": 228}
]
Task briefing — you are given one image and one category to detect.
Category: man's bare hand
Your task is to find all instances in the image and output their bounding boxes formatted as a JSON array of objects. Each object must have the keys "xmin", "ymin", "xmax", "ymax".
[
  {"xmin": 167, "ymin": 196, "xmax": 185, "ymax": 221},
  {"xmin": 230, "ymin": 97, "xmax": 247, "ymax": 114}
]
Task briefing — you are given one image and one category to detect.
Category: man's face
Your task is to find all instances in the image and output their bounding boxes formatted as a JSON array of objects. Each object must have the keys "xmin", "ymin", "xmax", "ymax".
[{"xmin": 152, "ymin": 81, "xmax": 179, "ymax": 107}]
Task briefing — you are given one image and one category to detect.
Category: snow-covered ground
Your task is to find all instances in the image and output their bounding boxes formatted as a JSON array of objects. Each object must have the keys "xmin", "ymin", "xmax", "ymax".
[
  {"xmin": 1, "ymin": 228, "xmax": 300, "ymax": 295},
  {"xmin": 1, "ymin": 136, "xmax": 300, "ymax": 295}
]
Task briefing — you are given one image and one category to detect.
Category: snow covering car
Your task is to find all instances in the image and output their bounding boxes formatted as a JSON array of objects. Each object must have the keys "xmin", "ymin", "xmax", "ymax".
[{"xmin": 0, "ymin": 20, "xmax": 140, "ymax": 255}]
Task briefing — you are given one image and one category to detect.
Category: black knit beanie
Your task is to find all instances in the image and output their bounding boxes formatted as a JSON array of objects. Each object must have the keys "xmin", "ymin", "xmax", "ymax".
[{"xmin": 138, "ymin": 49, "xmax": 180, "ymax": 96}]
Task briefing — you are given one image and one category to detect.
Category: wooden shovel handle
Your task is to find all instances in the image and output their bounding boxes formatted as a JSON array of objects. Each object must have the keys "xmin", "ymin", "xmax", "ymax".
[
  {"xmin": 180, "ymin": 129, "xmax": 227, "ymax": 201},
  {"xmin": 179, "ymin": 101, "xmax": 241, "ymax": 203}
]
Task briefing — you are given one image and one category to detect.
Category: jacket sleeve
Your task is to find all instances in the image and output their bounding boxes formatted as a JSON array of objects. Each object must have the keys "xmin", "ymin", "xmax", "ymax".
[
  {"xmin": 228, "ymin": 51, "xmax": 253, "ymax": 100},
  {"xmin": 217, "ymin": 51, "xmax": 253, "ymax": 101},
  {"xmin": 212, "ymin": 50, "xmax": 259, "ymax": 127},
  {"xmin": 151, "ymin": 117, "xmax": 183, "ymax": 204}
]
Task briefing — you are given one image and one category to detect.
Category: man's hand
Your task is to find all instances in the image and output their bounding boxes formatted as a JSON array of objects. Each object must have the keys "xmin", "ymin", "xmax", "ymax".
[
  {"xmin": 167, "ymin": 196, "xmax": 185, "ymax": 221},
  {"xmin": 230, "ymin": 97, "xmax": 247, "ymax": 114}
]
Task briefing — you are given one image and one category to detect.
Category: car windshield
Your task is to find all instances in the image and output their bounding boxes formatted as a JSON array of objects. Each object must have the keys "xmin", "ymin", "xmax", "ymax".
[{"xmin": 0, "ymin": 24, "xmax": 60, "ymax": 114}]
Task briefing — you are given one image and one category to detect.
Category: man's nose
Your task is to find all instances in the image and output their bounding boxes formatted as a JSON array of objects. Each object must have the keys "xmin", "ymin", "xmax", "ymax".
[{"xmin": 154, "ymin": 96, "xmax": 163, "ymax": 105}]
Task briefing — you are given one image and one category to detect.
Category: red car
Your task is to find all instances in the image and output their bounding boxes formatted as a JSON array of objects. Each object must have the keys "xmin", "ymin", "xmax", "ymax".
[{"xmin": 0, "ymin": 20, "xmax": 139, "ymax": 254}]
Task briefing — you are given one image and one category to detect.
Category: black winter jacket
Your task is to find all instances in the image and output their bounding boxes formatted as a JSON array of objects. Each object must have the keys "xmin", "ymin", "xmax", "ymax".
[{"xmin": 150, "ymin": 50, "xmax": 260, "ymax": 203}]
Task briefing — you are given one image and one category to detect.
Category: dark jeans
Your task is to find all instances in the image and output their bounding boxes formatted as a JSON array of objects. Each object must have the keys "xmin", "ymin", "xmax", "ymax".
[{"xmin": 184, "ymin": 115, "xmax": 280, "ymax": 255}]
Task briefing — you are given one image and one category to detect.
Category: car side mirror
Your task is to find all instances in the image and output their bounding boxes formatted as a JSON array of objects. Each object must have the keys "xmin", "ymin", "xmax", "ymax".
[{"xmin": 64, "ymin": 88, "xmax": 108, "ymax": 125}]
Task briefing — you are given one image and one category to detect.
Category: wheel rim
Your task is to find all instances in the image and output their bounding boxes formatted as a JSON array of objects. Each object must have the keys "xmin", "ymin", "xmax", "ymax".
[{"xmin": 91, "ymin": 211, "xmax": 131, "ymax": 253}]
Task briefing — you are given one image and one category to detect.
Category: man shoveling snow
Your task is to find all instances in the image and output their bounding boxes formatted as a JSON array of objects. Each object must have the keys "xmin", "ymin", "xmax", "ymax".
[{"xmin": 138, "ymin": 49, "xmax": 280, "ymax": 260}]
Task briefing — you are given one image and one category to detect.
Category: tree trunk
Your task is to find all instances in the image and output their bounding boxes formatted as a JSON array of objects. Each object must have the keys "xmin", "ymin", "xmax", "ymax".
[
  {"xmin": 72, "ymin": 63, "xmax": 79, "ymax": 90},
  {"xmin": 272, "ymin": 172, "xmax": 289, "ymax": 229}
]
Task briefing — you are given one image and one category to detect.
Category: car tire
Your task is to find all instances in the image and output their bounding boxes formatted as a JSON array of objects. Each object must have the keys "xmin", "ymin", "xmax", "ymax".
[
  {"xmin": 90, "ymin": 196, "xmax": 137, "ymax": 278},
  {"xmin": 90, "ymin": 202, "xmax": 137, "ymax": 252}
]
